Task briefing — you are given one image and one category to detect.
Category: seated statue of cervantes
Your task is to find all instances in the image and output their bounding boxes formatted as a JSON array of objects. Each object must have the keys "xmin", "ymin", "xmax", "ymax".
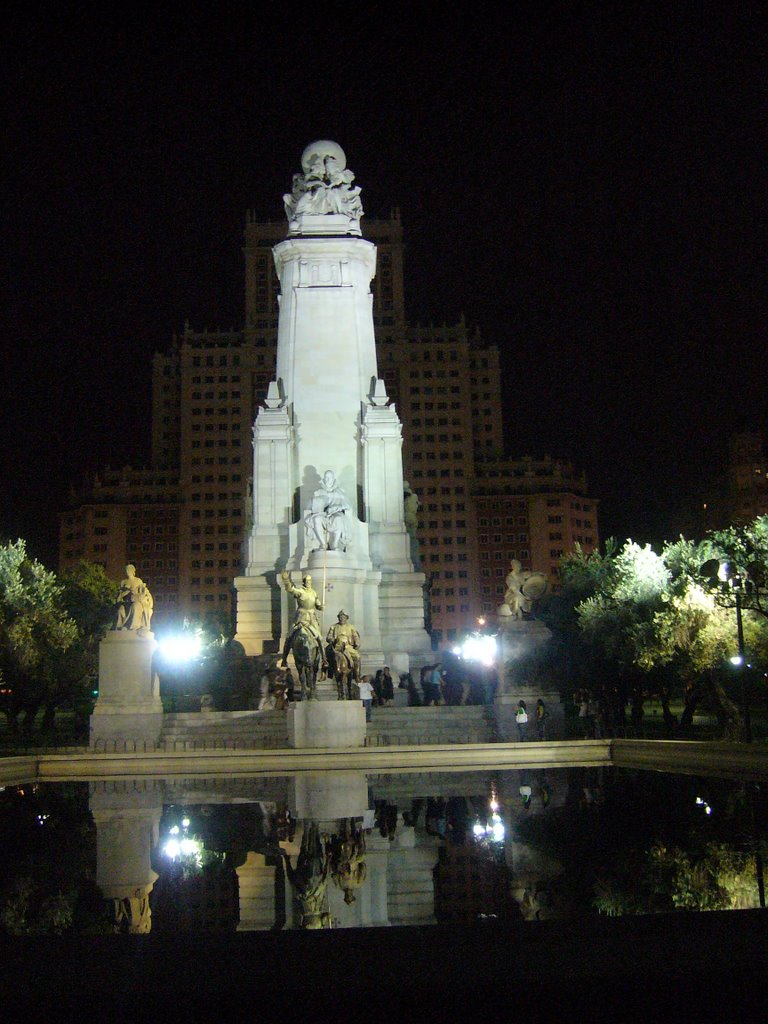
[{"xmin": 304, "ymin": 470, "xmax": 352, "ymax": 552}]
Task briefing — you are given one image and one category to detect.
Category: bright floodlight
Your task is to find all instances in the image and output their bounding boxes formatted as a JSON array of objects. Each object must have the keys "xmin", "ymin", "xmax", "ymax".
[
  {"xmin": 730, "ymin": 654, "xmax": 744, "ymax": 666},
  {"xmin": 460, "ymin": 633, "xmax": 497, "ymax": 667},
  {"xmin": 159, "ymin": 632, "xmax": 203, "ymax": 663}
]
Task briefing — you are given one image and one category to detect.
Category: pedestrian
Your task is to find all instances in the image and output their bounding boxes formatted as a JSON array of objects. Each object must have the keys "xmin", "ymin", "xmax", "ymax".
[
  {"xmin": 578, "ymin": 693, "xmax": 593, "ymax": 738},
  {"xmin": 405, "ymin": 674, "xmax": 422, "ymax": 706},
  {"xmin": 535, "ymin": 698, "xmax": 548, "ymax": 740},
  {"xmin": 373, "ymin": 669, "xmax": 384, "ymax": 706},
  {"xmin": 428, "ymin": 663, "xmax": 443, "ymax": 706},
  {"xmin": 358, "ymin": 675, "xmax": 374, "ymax": 722},
  {"xmin": 515, "ymin": 699, "xmax": 529, "ymax": 741},
  {"xmin": 381, "ymin": 666, "xmax": 395, "ymax": 705}
]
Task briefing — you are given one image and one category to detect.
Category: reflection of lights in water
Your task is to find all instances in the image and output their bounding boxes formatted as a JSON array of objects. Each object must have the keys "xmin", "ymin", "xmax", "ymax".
[
  {"xmin": 474, "ymin": 790, "xmax": 505, "ymax": 843},
  {"xmin": 473, "ymin": 815, "xmax": 506, "ymax": 842},
  {"xmin": 163, "ymin": 837, "xmax": 202, "ymax": 859},
  {"xmin": 695, "ymin": 796, "xmax": 713, "ymax": 816},
  {"xmin": 163, "ymin": 814, "xmax": 202, "ymax": 863}
]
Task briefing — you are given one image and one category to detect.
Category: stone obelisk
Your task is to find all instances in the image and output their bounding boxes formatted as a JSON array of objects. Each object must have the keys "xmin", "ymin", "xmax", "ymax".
[{"xmin": 235, "ymin": 141, "xmax": 431, "ymax": 671}]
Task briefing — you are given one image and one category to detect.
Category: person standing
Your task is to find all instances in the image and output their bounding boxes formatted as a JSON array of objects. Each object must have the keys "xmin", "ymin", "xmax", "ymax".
[
  {"xmin": 380, "ymin": 666, "xmax": 394, "ymax": 705},
  {"xmin": 428, "ymin": 663, "xmax": 442, "ymax": 706},
  {"xmin": 535, "ymin": 699, "xmax": 548, "ymax": 740},
  {"xmin": 358, "ymin": 675, "xmax": 374, "ymax": 722},
  {"xmin": 515, "ymin": 700, "xmax": 529, "ymax": 741}
]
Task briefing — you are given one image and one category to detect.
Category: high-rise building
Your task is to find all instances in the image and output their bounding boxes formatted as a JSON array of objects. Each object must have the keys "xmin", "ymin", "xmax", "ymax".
[
  {"xmin": 60, "ymin": 211, "xmax": 598, "ymax": 640},
  {"xmin": 696, "ymin": 432, "xmax": 768, "ymax": 533}
]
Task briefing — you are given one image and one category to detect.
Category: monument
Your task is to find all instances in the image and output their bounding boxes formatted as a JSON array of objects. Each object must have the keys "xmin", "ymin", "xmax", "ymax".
[
  {"xmin": 495, "ymin": 560, "xmax": 563, "ymax": 738},
  {"xmin": 90, "ymin": 565, "xmax": 163, "ymax": 747},
  {"xmin": 235, "ymin": 141, "xmax": 431, "ymax": 674}
]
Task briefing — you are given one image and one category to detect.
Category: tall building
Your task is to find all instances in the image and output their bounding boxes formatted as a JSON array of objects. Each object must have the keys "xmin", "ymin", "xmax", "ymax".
[
  {"xmin": 697, "ymin": 432, "xmax": 768, "ymax": 533},
  {"xmin": 60, "ymin": 210, "xmax": 598, "ymax": 641}
]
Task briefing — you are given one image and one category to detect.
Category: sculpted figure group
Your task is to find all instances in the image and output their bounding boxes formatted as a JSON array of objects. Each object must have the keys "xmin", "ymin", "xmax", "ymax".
[
  {"xmin": 282, "ymin": 817, "xmax": 367, "ymax": 929},
  {"xmin": 113, "ymin": 564, "xmax": 153, "ymax": 632},
  {"xmin": 497, "ymin": 559, "xmax": 548, "ymax": 620},
  {"xmin": 280, "ymin": 571, "xmax": 362, "ymax": 701},
  {"xmin": 283, "ymin": 140, "xmax": 363, "ymax": 224}
]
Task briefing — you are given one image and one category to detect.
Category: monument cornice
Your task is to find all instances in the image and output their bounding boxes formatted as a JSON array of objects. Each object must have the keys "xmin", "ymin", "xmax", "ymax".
[{"xmin": 273, "ymin": 235, "xmax": 377, "ymax": 276}]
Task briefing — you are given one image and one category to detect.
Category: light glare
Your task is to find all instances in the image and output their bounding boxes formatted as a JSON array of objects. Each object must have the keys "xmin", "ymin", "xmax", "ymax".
[{"xmin": 159, "ymin": 632, "xmax": 203, "ymax": 662}]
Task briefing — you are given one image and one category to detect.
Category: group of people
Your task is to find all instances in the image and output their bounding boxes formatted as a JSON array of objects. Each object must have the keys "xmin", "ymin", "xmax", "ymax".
[
  {"xmin": 411, "ymin": 661, "xmax": 500, "ymax": 707},
  {"xmin": 514, "ymin": 698, "xmax": 549, "ymax": 741}
]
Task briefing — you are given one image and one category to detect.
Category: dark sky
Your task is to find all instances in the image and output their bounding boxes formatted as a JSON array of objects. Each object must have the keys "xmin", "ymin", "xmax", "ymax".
[{"xmin": 1, "ymin": 4, "xmax": 765, "ymax": 566}]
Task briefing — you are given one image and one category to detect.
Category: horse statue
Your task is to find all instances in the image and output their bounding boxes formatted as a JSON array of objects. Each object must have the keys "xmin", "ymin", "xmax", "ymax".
[
  {"xmin": 327, "ymin": 641, "xmax": 357, "ymax": 701},
  {"xmin": 293, "ymin": 625, "xmax": 322, "ymax": 701}
]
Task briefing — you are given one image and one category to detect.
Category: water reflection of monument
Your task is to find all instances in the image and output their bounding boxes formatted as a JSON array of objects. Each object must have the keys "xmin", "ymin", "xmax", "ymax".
[
  {"xmin": 235, "ymin": 141, "xmax": 431, "ymax": 672},
  {"xmin": 91, "ymin": 769, "xmax": 570, "ymax": 932}
]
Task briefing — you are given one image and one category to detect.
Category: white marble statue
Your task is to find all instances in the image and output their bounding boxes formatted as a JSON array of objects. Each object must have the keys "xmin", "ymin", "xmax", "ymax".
[
  {"xmin": 304, "ymin": 470, "xmax": 352, "ymax": 552},
  {"xmin": 403, "ymin": 481, "xmax": 420, "ymax": 533},
  {"xmin": 498, "ymin": 559, "xmax": 548, "ymax": 620},
  {"xmin": 283, "ymin": 140, "xmax": 364, "ymax": 224},
  {"xmin": 113, "ymin": 564, "xmax": 153, "ymax": 631}
]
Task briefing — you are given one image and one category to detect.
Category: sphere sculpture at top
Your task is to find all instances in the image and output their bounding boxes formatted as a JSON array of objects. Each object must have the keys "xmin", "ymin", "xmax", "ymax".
[{"xmin": 283, "ymin": 139, "xmax": 364, "ymax": 232}]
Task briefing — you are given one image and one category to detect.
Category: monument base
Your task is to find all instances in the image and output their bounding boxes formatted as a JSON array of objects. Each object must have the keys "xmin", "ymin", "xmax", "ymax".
[
  {"xmin": 90, "ymin": 708, "xmax": 163, "ymax": 747},
  {"xmin": 290, "ymin": 771, "xmax": 369, "ymax": 820},
  {"xmin": 287, "ymin": 700, "xmax": 366, "ymax": 748},
  {"xmin": 90, "ymin": 630, "xmax": 162, "ymax": 748}
]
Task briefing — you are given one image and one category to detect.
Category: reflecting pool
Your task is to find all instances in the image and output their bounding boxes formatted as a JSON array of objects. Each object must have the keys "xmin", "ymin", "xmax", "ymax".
[{"xmin": 1, "ymin": 763, "xmax": 765, "ymax": 935}]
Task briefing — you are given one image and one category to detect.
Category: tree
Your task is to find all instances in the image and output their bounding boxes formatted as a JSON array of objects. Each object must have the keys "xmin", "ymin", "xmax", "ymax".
[
  {"xmin": 53, "ymin": 561, "xmax": 119, "ymax": 732},
  {"xmin": 0, "ymin": 540, "xmax": 77, "ymax": 735},
  {"xmin": 555, "ymin": 526, "xmax": 768, "ymax": 739},
  {"xmin": 0, "ymin": 545, "xmax": 117, "ymax": 737}
]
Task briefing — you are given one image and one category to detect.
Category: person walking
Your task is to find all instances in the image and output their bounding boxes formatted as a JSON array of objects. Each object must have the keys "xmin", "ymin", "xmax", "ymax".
[
  {"xmin": 535, "ymin": 698, "xmax": 548, "ymax": 741},
  {"xmin": 515, "ymin": 700, "xmax": 529, "ymax": 741}
]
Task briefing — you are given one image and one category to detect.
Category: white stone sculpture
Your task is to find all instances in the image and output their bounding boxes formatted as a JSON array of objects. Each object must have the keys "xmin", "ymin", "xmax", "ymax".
[
  {"xmin": 403, "ymin": 481, "xmax": 420, "ymax": 533},
  {"xmin": 113, "ymin": 564, "xmax": 153, "ymax": 631},
  {"xmin": 304, "ymin": 470, "xmax": 352, "ymax": 552},
  {"xmin": 497, "ymin": 559, "xmax": 548, "ymax": 620},
  {"xmin": 283, "ymin": 140, "xmax": 363, "ymax": 226}
]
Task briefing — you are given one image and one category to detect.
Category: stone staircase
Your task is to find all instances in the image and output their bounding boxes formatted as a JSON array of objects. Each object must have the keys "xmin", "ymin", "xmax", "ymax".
[
  {"xmin": 158, "ymin": 704, "xmax": 500, "ymax": 749},
  {"xmin": 367, "ymin": 705, "xmax": 499, "ymax": 746},
  {"xmin": 160, "ymin": 710, "xmax": 288, "ymax": 749}
]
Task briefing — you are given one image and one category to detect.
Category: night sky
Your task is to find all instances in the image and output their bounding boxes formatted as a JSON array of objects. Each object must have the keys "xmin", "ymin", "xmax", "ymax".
[{"xmin": 1, "ymin": 4, "xmax": 765, "ymax": 566}]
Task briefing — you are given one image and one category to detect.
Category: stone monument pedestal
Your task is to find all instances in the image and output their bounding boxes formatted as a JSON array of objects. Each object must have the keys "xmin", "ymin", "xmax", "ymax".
[
  {"xmin": 290, "ymin": 770, "xmax": 369, "ymax": 820},
  {"xmin": 90, "ymin": 631, "xmax": 163, "ymax": 747},
  {"xmin": 495, "ymin": 618, "xmax": 563, "ymax": 739},
  {"xmin": 287, "ymin": 700, "xmax": 366, "ymax": 748}
]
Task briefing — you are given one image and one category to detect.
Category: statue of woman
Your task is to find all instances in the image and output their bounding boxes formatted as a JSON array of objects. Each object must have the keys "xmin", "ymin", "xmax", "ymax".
[{"xmin": 114, "ymin": 564, "xmax": 153, "ymax": 631}]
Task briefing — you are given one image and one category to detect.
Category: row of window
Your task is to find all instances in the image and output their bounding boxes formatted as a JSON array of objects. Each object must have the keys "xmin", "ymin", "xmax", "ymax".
[
  {"xmin": 191, "ymin": 375, "xmax": 243, "ymax": 384},
  {"xmin": 191, "ymin": 355, "xmax": 242, "ymax": 367},
  {"xmin": 411, "ymin": 468, "xmax": 465, "ymax": 478}
]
